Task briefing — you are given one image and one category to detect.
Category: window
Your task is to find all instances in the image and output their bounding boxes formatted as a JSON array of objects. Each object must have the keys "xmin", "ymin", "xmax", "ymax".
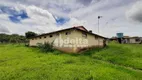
[
  {"xmin": 39, "ymin": 37, "xmax": 42, "ymax": 39},
  {"xmin": 56, "ymin": 33, "xmax": 59, "ymax": 36},
  {"xmin": 135, "ymin": 38, "xmax": 140, "ymax": 42},
  {"xmin": 32, "ymin": 38, "xmax": 34, "ymax": 40},
  {"xmin": 94, "ymin": 36, "xmax": 98, "ymax": 39},
  {"xmin": 65, "ymin": 32, "xmax": 71, "ymax": 35},
  {"xmin": 49, "ymin": 35, "xmax": 53, "ymax": 38},
  {"xmin": 44, "ymin": 36, "xmax": 46, "ymax": 38},
  {"xmin": 82, "ymin": 32, "xmax": 87, "ymax": 38}
]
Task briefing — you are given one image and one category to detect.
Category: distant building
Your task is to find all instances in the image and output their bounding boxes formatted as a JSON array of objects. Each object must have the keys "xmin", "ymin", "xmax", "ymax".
[
  {"xmin": 110, "ymin": 37, "xmax": 118, "ymax": 42},
  {"xmin": 110, "ymin": 36, "xmax": 142, "ymax": 44},
  {"xmin": 123, "ymin": 36, "xmax": 142, "ymax": 44},
  {"xmin": 29, "ymin": 26, "xmax": 106, "ymax": 53}
]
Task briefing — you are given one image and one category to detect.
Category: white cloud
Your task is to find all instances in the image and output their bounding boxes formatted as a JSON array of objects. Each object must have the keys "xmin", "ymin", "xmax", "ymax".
[
  {"xmin": 68, "ymin": 0, "xmax": 136, "ymax": 37},
  {"xmin": 58, "ymin": 18, "xmax": 87, "ymax": 29},
  {"xmin": 0, "ymin": 3, "xmax": 59, "ymax": 35},
  {"xmin": 0, "ymin": 1, "xmax": 85, "ymax": 35},
  {"xmin": 0, "ymin": 24, "xmax": 10, "ymax": 33},
  {"xmin": 0, "ymin": 0, "xmax": 142, "ymax": 38},
  {"xmin": 126, "ymin": 0, "xmax": 142, "ymax": 23},
  {"xmin": 0, "ymin": 1, "xmax": 87, "ymax": 35}
]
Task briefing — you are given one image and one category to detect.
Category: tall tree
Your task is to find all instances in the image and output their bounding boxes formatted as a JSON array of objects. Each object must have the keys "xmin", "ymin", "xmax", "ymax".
[{"xmin": 25, "ymin": 31, "xmax": 37, "ymax": 39}]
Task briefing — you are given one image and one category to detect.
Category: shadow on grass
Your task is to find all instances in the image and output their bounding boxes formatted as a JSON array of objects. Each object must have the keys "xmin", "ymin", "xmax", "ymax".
[
  {"xmin": 65, "ymin": 46, "xmax": 109, "ymax": 57},
  {"xmin": 29, "ymin": 46, "xmax": 110, "ymax": 57},
  {"xmin": 81, "ymin": 46, "xmax": 109, "ymax": 56}
]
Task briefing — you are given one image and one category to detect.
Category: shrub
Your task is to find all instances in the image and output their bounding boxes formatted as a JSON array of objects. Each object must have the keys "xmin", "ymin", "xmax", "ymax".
[
  {"xmin": 37, "ymin": 42, "xmax": 54, "ymax": 53},
  {"xmin": 25, "ymin": 43, "xmax": 29, "ymax": 47}
]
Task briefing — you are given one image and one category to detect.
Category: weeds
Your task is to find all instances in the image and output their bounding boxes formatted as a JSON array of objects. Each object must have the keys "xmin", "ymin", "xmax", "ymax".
[{"xmin": 37, "ymin": 42, "xmax": 54, "ymax": 53}]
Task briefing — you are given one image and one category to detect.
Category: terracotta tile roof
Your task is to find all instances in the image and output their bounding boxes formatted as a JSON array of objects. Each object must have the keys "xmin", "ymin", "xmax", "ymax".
[
  {"xmin": 29, "ymin": 26, "xmax": 106, "ymax": 39},
  {"xmin": 74, "ymin": 26, "xmax": 88, "ymax": 31}
]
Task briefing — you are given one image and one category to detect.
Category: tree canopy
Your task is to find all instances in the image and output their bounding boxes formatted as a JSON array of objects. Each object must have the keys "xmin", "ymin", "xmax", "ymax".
[
  {"xmin": 0, "ymin": 33, "xmax": 26, "ymax": 43},
  {"xmin": 0, "ymin": 31, "xmax": 37, "ymax": 43},
  {"xmin": 25, "ymin": 31, "xmax": 37, "ymax": 39}
]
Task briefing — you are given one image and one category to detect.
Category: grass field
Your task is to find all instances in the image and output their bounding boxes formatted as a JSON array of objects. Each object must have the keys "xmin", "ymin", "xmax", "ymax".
[{"xmin": 0, "ymin": 43, "xmax": 142, "ymax": 80}]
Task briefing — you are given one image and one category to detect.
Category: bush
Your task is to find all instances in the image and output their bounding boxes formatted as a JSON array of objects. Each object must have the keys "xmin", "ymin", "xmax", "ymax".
[
  {"xmin": 37, "ymin": 42, "xmax": 54, "ymax": 53},
  {"xmin": 25, "ymin": 43, "xmax": 29, "ymax": 47}
]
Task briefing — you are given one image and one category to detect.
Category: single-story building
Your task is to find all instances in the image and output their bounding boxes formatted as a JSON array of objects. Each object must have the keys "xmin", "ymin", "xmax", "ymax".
[
  {"xmin": 110, "ymin": 36, "xmax": 142, "ymax": 44},
  {"xmin": 29, "ymin": 26, "xmax": 106, "ymax": 53},
  {"xmin": 123, "ymin": 36, "xmax": 142, "ymax": 44}
]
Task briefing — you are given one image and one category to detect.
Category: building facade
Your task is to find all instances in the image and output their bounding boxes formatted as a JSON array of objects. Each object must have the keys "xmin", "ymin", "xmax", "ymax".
[
  {"xmin": 29, "ymin": 26, "xmax": 106, "ymax": 53},
  {"xmin": 110, "ymin": 36, "xmax": 142, "ymax": 44},
  {"xmin": 123, "ymin": 37, "xmax": 142, "ymax": 44}
]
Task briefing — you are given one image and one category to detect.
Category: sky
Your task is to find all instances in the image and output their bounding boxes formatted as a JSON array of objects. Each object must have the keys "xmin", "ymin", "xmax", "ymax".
[{"xmin": 0, "ymin": 0, "xmax": 142, "ymax": 37}]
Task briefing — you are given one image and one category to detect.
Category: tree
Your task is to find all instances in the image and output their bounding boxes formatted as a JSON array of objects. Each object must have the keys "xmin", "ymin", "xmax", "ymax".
[
  {"xmin": 0, "ymin": 34, "xmax": 9, "ymax": 43},
  {"xmin": 0, "ymin": 33, "xmax": 26, "ymax": 43},
  {"xmin": 25, "ymin": 31, "xmax": 37, "ymax": 39},
  {"xmin": 9, "ymin": 34, "xmax": 19, "ymax": 43}
]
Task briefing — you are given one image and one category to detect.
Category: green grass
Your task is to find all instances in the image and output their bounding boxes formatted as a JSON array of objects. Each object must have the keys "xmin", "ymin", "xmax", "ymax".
[
  {"xmin": 0, "ymin": 43, "xmax": 142, "ymax": 80},
  {"xmin": 90, "ymin": 42, "xmax": 142, "ymax": 70}
]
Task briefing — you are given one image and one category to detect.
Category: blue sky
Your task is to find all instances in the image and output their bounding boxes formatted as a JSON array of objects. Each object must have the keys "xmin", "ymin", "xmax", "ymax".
[
  {"xmin": 0, "ymin": 6, "xmax": 28, "ymax": 23},
  {"xmin": 0, "ymin": 0, "xmax": 142, "ymax": 37},
  {"xmin": 55, "ymin": 16, "xmax": 70, "ymax": 25}
]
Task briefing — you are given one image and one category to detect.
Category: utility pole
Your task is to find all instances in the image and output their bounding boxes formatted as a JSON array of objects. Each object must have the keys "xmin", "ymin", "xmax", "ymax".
[
  {"xmin": 98, "ymin": 16, "xmax": 102, "ymax": 47},
  {"xmin": 98, "ymin": 16, "xmax": 102, "ymax": 33},
  {"xmin": 98, "ymin": 17, "xmax": 99, "ymax": 34}
]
